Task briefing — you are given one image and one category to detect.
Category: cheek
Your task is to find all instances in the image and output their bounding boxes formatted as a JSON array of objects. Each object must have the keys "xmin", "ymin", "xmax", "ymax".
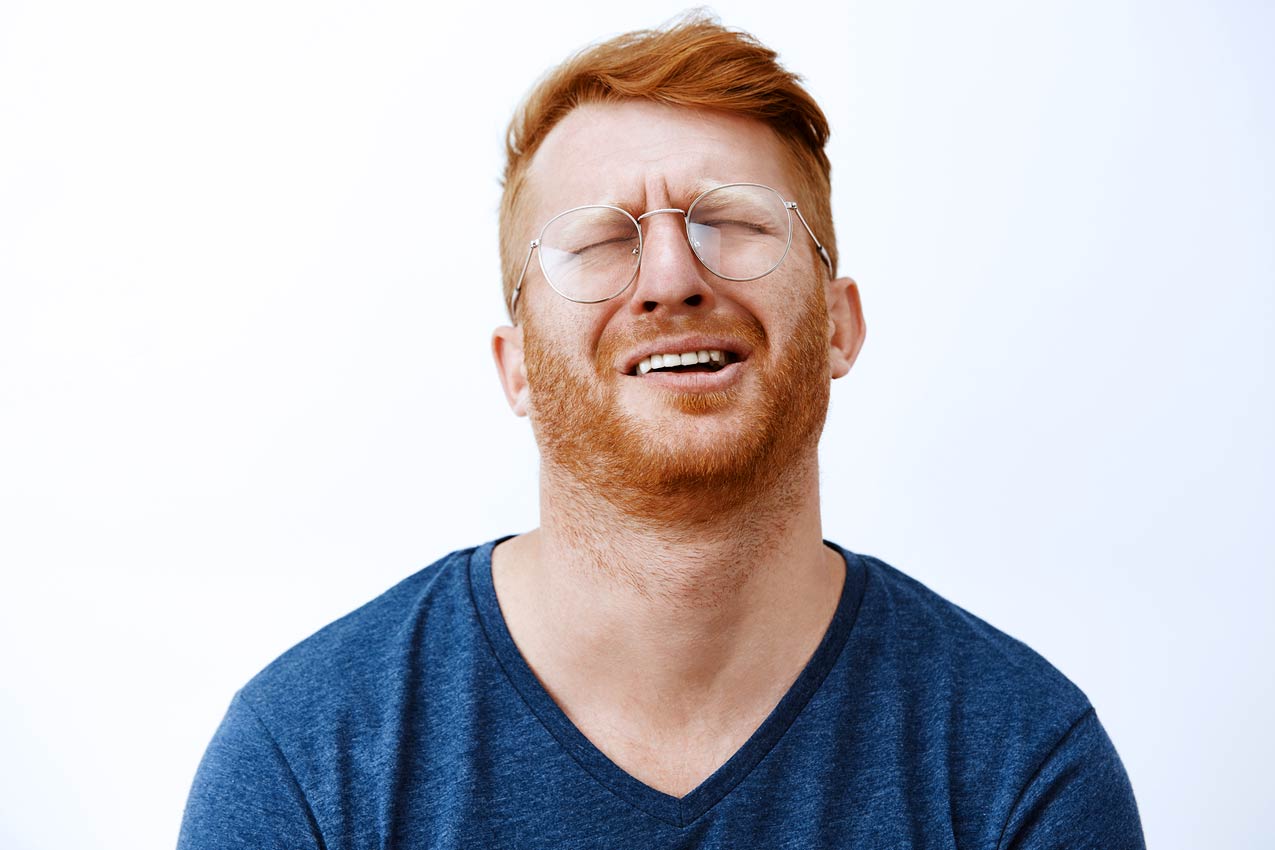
[
  {"xmin": 732, "ymin": 278, "xmax": 810, "ymax": 337},
  {"xmin": 522, "ymin": 303, "xmax": 609, "ymax": 373},
  {"xmin": 767, "ymin": 281, "xmax": 831, "ymax": 354}
]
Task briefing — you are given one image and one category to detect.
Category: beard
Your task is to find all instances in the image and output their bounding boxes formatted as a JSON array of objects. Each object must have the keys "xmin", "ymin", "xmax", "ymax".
[{"xmin": 522, "ymin": 290, "xmax": 832, "ymax": 519}]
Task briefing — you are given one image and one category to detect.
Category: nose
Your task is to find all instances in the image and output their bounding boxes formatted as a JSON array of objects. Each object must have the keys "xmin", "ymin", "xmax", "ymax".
[{"xmin": 625, "ymin": 210, "xmax": 716, "ymax": 316}]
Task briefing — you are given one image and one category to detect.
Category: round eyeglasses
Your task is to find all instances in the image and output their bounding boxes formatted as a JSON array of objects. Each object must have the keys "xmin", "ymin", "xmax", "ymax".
[{"xmin": 510, "ymin": 182, "xmax": 833, "ymax": 316}]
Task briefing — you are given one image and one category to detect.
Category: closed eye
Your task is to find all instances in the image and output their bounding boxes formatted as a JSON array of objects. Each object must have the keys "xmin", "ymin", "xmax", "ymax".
[
  {"xmin": 577, "ymin": 235, "xmax": 640, "ymax": 253},
  {"xmin": 696, "ymin": 219, "xmax": 774, "ymax": 235}
]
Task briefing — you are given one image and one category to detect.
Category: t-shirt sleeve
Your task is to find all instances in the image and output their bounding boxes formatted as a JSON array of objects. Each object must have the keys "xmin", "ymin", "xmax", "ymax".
[
  {"xmin": 999, "ymin": 707, "xmax": 1145, "ymax": 850},
  {"xmin": 177, "ymin": 692, "xmax": 325, "ymax": 850}
]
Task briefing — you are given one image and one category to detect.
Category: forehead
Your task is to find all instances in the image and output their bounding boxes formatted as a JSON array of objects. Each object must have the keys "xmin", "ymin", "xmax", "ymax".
[{"xmin": 523, "ymin": 101, "xmax": 797, "ymax": 219}]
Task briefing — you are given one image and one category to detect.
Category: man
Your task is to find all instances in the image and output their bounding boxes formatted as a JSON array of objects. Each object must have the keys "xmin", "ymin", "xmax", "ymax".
[{"xmin": 180, "ymin": 17, "xmax": 1144, "ymax": 848}]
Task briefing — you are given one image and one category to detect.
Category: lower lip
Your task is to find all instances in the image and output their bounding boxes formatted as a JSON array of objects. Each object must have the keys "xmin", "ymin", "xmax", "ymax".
[{"xmin": 626, "ymin": 360, "xmax": 746, "ymax": 392}]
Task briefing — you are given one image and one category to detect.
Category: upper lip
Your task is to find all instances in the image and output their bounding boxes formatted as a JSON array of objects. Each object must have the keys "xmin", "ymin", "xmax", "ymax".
[{"xmin": 619, "ymin": 336, "xmax": 753, "ymax": 375}]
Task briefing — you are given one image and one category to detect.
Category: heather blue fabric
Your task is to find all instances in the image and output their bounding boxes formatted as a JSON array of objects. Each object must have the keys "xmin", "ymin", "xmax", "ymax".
[{"xmin": 179, "ymin": 539, "xmax": 1144, "ymax": 849}]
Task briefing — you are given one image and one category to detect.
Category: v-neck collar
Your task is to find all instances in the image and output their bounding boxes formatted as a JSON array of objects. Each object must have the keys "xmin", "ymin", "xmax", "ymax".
[{"xmin": 467, "ymin": 537, "xmax": 867, "ymax": 828}]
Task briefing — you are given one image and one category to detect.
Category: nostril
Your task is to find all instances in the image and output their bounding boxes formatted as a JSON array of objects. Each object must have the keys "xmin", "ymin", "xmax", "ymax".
[
  {"xmin": 684, "ymin": 294, "xmax": 702, "ymax": 307},
  {"xmin": 642, "ymin": 300, "xmax": 658, "ymax": 312}
]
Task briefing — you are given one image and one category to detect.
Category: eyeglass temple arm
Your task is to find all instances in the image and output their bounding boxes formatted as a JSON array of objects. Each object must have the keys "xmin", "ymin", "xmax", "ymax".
[
  {"xmin": 787, "ymin": 202, "xmax": 834, "ymax": 278},
  {"xmin": 509, "ymin": 239, "xmax": 540, "ymax": 318}
]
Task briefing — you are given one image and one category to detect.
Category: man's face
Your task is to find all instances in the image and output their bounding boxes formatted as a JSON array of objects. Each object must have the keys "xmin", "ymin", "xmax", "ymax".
[{"xmin": 503, "ymin": 101, "xmax": 854, "ymax": 514}]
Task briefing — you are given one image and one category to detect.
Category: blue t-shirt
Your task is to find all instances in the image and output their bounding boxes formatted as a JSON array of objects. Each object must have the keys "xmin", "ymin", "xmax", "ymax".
[{"xmin": 179, "ymin": 539, "xmax": 1144, "ymax": 848}]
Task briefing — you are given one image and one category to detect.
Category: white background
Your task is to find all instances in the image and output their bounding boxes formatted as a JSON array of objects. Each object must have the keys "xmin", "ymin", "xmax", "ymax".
[{"xmin": 1, "ymin": 1, "xmax": 1271, "ymax": 847}]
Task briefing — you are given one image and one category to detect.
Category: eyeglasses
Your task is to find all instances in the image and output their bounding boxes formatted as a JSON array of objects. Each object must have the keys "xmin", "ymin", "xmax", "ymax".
[{"xmin": 510, "ymin": 182, "xmax": 832, "ymax": 316}]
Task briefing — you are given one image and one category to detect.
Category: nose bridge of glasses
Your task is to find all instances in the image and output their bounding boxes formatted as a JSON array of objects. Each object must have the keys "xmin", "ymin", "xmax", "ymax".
[
  {"xmin": 635, "ymin": 207, "xmax": 693, "ymax": 258},
  {"xmin": 635, "ymin": 207, "xmax": 687, "ymax": 223},
  {"xmin": 633, "ymin": 207, "xmax": 701, "ymax": 274}
]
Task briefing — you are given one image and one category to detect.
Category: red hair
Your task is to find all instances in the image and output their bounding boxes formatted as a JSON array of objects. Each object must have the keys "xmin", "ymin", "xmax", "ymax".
[{"xmin": 499, "ymin": 14, "xmax": 836, "ymax": 316}]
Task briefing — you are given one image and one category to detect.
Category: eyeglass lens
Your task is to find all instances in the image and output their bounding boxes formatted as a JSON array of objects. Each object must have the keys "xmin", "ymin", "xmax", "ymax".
[{"xmin": 537, "ymin": 184, "xmax": 792, "ymax": 303}]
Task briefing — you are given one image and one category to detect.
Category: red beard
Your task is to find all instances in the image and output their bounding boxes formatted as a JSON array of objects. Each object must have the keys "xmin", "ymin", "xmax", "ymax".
[{"xmin": 522, "ymin": 292, "xmax": 831, "ymax": 519}]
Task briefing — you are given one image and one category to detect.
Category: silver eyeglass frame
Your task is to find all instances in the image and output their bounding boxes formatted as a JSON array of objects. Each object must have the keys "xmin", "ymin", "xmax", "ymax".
[{"xmin": 509, "ymin": 181, "xmax": 833, "ymax": 317}]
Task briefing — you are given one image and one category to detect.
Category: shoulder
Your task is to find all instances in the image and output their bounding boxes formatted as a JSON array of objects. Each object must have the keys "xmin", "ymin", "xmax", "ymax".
[
  {"xmin": 182, "ymin": 541, "xmax": 506, "ymax": 845},
  {"xmin": 833, "ymin": 547, "xmax": 1133, "ymax": 840},
  {"xmin": 235, "ymin": 542, "xmax": 486, "ymax": 733},
  {"xmin": 838, "ymin": 546, "xmax": 1092, "ymax": 749}
]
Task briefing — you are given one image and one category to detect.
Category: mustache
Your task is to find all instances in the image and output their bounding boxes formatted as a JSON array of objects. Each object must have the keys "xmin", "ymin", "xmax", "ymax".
[{"xmin": 594, "ymin": 312, "xmax": 768, "ymax": 374}]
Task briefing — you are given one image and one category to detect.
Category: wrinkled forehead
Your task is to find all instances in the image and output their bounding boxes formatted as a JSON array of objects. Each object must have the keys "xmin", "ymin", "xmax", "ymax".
[{"xmin": 521, "ymin": 101, "xmax": 799, "ymax": 229}]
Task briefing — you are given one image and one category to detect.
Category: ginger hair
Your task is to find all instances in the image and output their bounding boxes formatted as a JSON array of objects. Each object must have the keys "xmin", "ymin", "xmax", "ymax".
[{"xmin": 498, "ymin": 14, "xmax": 836, "ymax": 316}]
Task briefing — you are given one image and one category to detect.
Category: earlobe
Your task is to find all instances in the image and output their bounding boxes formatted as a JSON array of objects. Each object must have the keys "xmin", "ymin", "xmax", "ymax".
[
  {"xmin": 492, "ymin": 325, "xmax": 530, "ymax": 417},
  {"xmin": 826, "ymin": 276, "xmax": 866, "ymax": 379}
]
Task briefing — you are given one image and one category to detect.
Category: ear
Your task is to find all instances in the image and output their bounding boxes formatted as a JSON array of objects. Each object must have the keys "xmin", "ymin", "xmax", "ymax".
[
  {"xmin": 492, "ymin": 324, "xmax": 529, "ymax": 417},
  {"xmin": 826, "ymin": 276, "xmax": 866, "ymax": 379}
]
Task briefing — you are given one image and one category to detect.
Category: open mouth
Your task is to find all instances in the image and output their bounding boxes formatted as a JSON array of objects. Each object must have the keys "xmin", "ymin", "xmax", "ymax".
[{"xmin": 628, "ymin": 349, "xmax": 741, "ymax": 376}]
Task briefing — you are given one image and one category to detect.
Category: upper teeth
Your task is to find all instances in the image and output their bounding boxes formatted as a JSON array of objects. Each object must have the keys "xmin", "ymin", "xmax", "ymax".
[{"xmin": 637, "ymin": 349, "xmax": 726, "ymax": 375}]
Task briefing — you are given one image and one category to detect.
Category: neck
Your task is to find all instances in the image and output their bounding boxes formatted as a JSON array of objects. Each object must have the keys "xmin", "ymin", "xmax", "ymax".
[
  {"xmin": 492, "ymin": 447, "xmax": 844, "ymax": 740},
  {"xmin": 537, "ymin": 448, "xmax": 822, "ymax": 608}
]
